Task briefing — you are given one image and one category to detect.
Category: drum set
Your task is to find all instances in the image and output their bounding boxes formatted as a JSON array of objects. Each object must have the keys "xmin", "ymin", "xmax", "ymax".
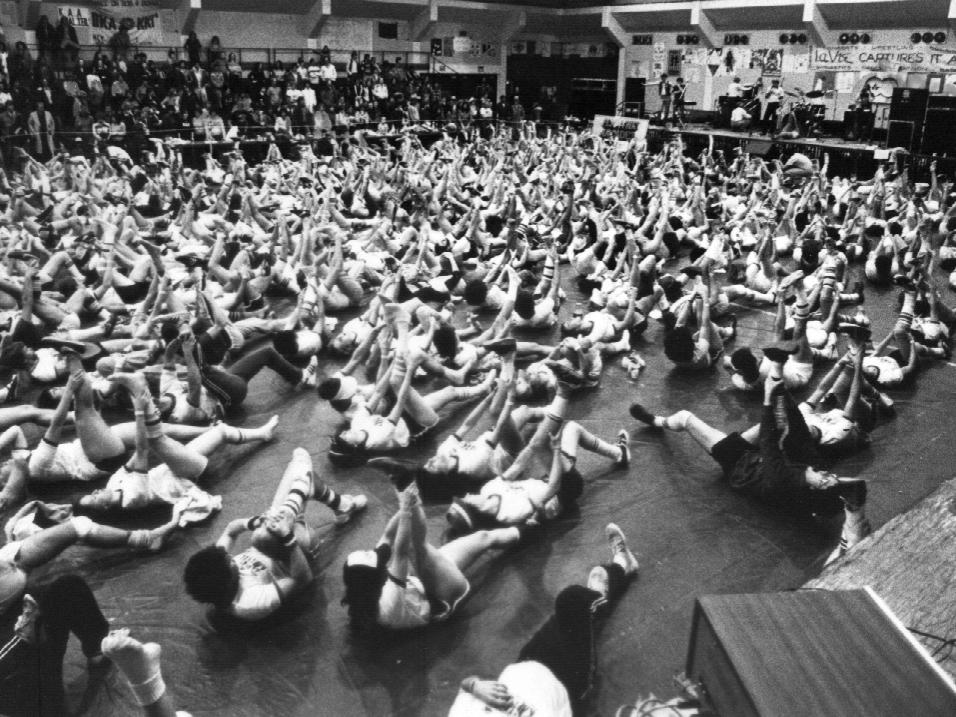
[{"xmin": 775, "ymin": 89, "xmax": 831, "ymax": 138}]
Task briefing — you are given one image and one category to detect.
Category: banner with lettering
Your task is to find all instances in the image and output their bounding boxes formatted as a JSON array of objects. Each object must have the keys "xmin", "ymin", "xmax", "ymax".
[
  {"xmin": 811, "ymin": 44, "xmax": 956, "ymax": 73},
  {"xmin": 591, "ymin": 115, "xmax": 649, "ymax": 143},
  {"xmin": 58, "ymin": 2, "xmax": 163, "ymax": 47}
]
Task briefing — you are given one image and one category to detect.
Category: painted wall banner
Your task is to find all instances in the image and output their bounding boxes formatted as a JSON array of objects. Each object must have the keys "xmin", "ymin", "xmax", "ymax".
[
  {"xmin": 59, "ymin": 2, "xmax": 163, "ymax": 46},
  {"xmin": 811, "ymin": 45, "xmax": 956, "ymax": 73},
  {"xmin": 591, "ymin": 115, "xmax": 649, "ymax": 142}
]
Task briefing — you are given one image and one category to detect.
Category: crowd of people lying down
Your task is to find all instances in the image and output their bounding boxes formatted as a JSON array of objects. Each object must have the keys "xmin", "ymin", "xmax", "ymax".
[{"xmin": 0, "ymin": 121, "xmax": 952, "ymax": 716}]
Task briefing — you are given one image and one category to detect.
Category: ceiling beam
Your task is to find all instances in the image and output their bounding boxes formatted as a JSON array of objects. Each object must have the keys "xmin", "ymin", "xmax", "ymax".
[
  {"xmin": 601, "ymin": 9, "xmax": 629, "ymax": 46},
  {"xmin": 301, "ymin": 0, "xmax": 331, "ymax": 40},
  {"xmin": 690, "ymin": 1, "xmax": 720, "ymax": 48},
  {"xmin": 410, "ymin": 0, "xmax": 438, "ymax": 42},
  {"xmin": 803, "ymin": 0, "xmax": 829, "ymax": 46},
  {"xmin": 18, "ymin": 0, "xmax": 42, "ymax": 28},
  {"xmin": 180, "ymin": 0, "xmax": 201, "ymax": 35},
  {"xmin": 501, "ymin": 10, "xmax": 527, "ymax": 42}
]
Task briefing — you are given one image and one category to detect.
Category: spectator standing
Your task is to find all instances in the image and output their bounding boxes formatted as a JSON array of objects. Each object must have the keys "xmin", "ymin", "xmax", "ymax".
[
  {"xmin": 55, "ymin": 15, "xmax": 79, "ymax": 69},
  {"xmin": 26, "ymin": 99, "xmax": 55, "ymax": 159},
  {"xmin": 184, "ymin": 32, "xmax": 202, "ymax": 66},
  {"xmin": 34, "ymin": 16, "xmax": 56, "ymax": 66},
  {"xmin": 108, "ymin": 23, "xmax": 131, "ymax": 63}
]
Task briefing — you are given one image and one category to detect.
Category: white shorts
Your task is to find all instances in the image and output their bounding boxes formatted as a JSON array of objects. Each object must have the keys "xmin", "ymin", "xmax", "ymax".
[
  {"xmin": 29, "ymin": 439, "xmax": 106, "ymax": 483},
  {"xmin": 783, "ymin": 359, "xmax": 814, "ymax": 389}
]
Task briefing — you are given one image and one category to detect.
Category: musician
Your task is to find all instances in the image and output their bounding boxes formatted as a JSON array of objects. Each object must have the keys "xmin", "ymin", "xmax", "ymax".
[
  {"xmin": 658, "ymin": 74, "xmax": 672, "ymax": 121},
  {"xmin": 730, "ymin": 100, "xmax": 751, "ymax": 132},
  {"xmin": 855, "ymin": 82, "xmax": 874, "ymax": 143},
  {"xmin": 727, "ymin": 77, "xmax": 746, "ymax": 98},
  {"xmin": 763, "ymin": 78, "xmax": 784, "ymax": 135},
  {"xmin": 672, "ymin": 77, "xmax": 687, "ymax": 125}
]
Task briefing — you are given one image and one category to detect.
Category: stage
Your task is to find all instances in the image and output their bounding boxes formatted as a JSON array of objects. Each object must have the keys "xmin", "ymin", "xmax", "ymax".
[{"xmin": 645, "ymin": 122, "xmax": 950, "ymax": 181}]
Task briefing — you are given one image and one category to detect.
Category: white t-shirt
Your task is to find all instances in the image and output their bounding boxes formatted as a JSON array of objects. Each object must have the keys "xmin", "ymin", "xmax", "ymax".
[
  {"xmin": 229, "ymin": 547, "xmax": 287, "ymax": 621},
  {"xmin": 447, "ymin": 661, "xmax": 572, "ymax": 717},
  {"xmin": 351, "ymin": 405, "xmax": 411, "ymax": 451},
  {"xmin": 479, "ymin": 477, "xmax": 555, "ymax": 524},
  {"xmin": 378, "ymin": 574, "xmax": 431, "ymax": 629}
]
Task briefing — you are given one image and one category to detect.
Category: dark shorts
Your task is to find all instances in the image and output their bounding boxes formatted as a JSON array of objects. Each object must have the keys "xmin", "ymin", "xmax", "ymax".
[
  {"xmin": 113, "ymin": 281, "xmax": 151, "ymax": 303},
  {"xmin": 710, "ymin": 432, "xmax": 754, "ymax": 476},
  {"xmin": 557, "ymin": 465, "xmax": 584, "ymax": 506},
  {"xmin": 93, "ymin": 452, "xmax": 130, "ymax": 474}
]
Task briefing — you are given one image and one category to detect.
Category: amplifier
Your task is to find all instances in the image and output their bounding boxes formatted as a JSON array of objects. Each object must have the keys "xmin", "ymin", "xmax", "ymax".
[{"xmin": 685, "ymin": 588, "xmax": 956, "ymax": 717}]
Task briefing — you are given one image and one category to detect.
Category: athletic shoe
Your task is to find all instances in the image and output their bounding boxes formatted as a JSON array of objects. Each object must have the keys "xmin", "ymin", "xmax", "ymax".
[
  {"xmin": 605, "ymin": 522, "xmax": 639, "ymax": 576},
  {"xmin": 629, "ymin": 402, "xmax": 657, "ymax": 426},
  {"xmin": 616, "ymin": 429, "xmax": 631, "ymax": 468},
  {"xmin": 334, "ymin": 494, "xmax": 368, "ymax": 525},
  {"xmin": 825, "ymin": 514, "xmax": 872, "ymax": 566},
  {"xmin": 446, "ymin": 498, "xmax": 476, "ymax": 534},
  {"xmin": 367, "ymin": 456, "xmax": 416, "ymax": 492},
  {"xmin": 836, "ymin": 479, "xmax": 867, "ymax": 512},
  {"xmin": 545, "ymin": 360, "xmax": 584, "ymax": 387},
  {"xmin": 893, "ymin": 274, "xmax": 915, "ymax": 291},
  {"xmin": 299, "ymin": 356, "xmax": 319, "ymax": 388},
  {"xmin": 852, "ymin": 280, "xmax": 865, "ymax": 304}
]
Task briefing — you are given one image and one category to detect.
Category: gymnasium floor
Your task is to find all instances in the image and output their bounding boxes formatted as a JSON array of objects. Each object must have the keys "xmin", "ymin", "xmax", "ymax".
[{"xmin": 36, "ymin": 275, "xmax": 956, "ymax": 717}]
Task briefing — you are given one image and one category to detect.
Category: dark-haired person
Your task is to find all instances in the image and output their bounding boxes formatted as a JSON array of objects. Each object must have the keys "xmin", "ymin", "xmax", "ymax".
[
  {"xmin": 183, "ymin": 447, "xmax": 366, "ymax": 621},
  {"xmin": 663, "ymin": 278, "xmax": 735, "ymax": 370},
  {"xmin": 723, "ymin": 272, "xmax": 829, "ymax": 391},
  {"xmin": 444, "ymin": 410, "xmax": 630, "ymax": 534},
  {"xmin": 342, "ymin": 482, "xmax": 521, "ymax": 632},
  {"xmin": 0, "ymin": 574, "xmax": 109, "ymax": 717},
  {"xmin": 630, "ymin": 362, "xmax": 870, "ymax": 564},
  {"xmin": 512, "ymin": 244, "xmax": 562, "ymax": 329},
  {"xmin": 447, "ymin": 523, "xmax": 638, "ymax": 716}
]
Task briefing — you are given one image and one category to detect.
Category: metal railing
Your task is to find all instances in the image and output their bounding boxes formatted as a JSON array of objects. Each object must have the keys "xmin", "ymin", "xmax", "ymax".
[{"xmin": 19, "ymin": 43, "xmax": 435, "ymax": 71}]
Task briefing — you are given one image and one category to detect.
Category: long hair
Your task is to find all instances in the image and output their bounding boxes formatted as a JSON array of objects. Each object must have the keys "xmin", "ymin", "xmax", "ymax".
[{"xmin": 341, "ymin": 557, "xmax": 387, "ymax": 634}]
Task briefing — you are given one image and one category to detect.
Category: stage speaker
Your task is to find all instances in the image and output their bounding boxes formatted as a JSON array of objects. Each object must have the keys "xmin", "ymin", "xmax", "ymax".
[
  {"xmin": 624, "ymin": 78, "xmax": 645, "ymax": 105},
  {"xmin": 921, "ymin": 108, "xmax": 956, "ymax": 155},
  {"xmin": 889, "ymin": 87, "xmax": 929, "ymax": 150},
  {"xmin": 886, "ymin": 120, "xmax": 915, "ymax": 151},
  {"xmin": 927, "ymin": 94, "xmax": 956, "ymax": 110},
  {"xmin": 686, "ymin": 589, "xmax": 956, "ymax": 717}
]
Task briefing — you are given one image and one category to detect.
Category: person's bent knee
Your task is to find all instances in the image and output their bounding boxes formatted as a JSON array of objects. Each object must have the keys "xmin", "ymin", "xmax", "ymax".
[{"xmin": 71, "ymin": 515, "xmax": 94, "ymax": 540}]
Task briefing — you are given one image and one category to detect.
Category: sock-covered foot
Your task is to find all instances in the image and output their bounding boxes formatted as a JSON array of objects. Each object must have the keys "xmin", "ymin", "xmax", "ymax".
[
  {"xmin": 101, "ymin": 629, "xmax": 166, "ymax": 706},
  {"xmin": 586, "ymin": 565, "xmax": 609, "ymax": 597},
  {"xmin": 258, "ymin": 415, "xmax": 280, "ymax": 441},
  {"xmin": 606, "ymin": 522, "xmax": 639, "ymax": 576}
]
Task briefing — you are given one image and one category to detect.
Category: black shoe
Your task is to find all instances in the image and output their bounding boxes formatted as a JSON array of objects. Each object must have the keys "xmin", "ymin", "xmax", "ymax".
[
  {"xmin": 680, "ymin": 265, "xmax": 702, "ymax": 278},
  {"xmin": 892, "ymin": 274, "xmax": 915, "ymax": 291},
  {"xmin": 852, "ymin": 280, "xmax": 865, "ymax": 304},
  {"xmin": 367, "ymin": 457, "xmax": 416, "ymax": 492},
  {"xmin": 482, "ymin": 337, "xmax": 516, "ymax": 356},
  {"xmin": 545, "ymin": 361, "xmax": 584, "ymax": 386},
  {"xmin": 838, "ymin": 323, "xmax": 871, "ymax": 343},
  {"xmin": 629, "ymin": 403, "xmax": 657, "ymax": 426},
  {"xmin": 836, "ymin": 479, "xmax": 867, "ymax": 512}
]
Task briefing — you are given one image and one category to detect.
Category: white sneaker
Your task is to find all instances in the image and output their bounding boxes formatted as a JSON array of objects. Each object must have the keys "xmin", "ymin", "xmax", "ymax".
[
  {"xmin": 616, "ymin": 430, "xmax": 631, "ymax": 468},
  {"xmin": 606, "ymin": 522, "xmax": 639, "ymax": 576},
  {"xmin": 334, "ymin": 493, "xmax": 368, "ymax": 525},
  {"xmin": 300, "ymin": 356, "xmax": 319, "ymax": 388}
]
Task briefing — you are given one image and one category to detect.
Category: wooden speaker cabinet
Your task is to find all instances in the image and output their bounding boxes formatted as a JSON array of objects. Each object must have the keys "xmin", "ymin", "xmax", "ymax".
[{"xmin": 685, "ymin": 588, "xmax": 956, "ymax": 717}]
